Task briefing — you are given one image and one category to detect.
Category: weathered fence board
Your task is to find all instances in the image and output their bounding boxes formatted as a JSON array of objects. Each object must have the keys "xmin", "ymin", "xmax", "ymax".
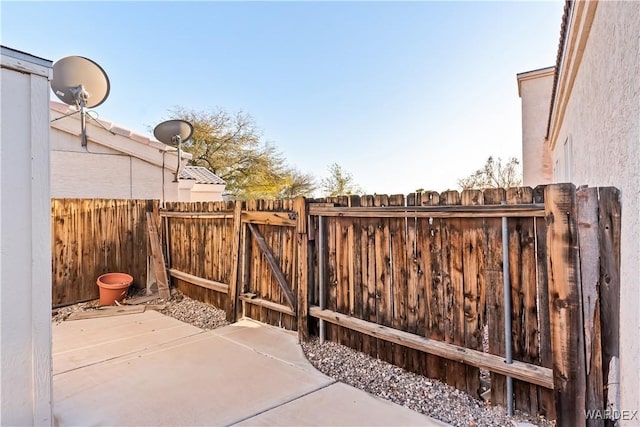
[
  {"xmin": 440, "ymin": 190, "xmax": 467, "ymax": 392},
  {"xmin": 347, "ymin": 195, "xmax": 363, "ymax": 352},
  {"xmin": 361, "ymin": 194, "xmax": 378, "ymax": 358},
  {"xmin": 483, "ymin": 188, "xmax": 507, "ymax": 407},
  {"xmin": 405, "ymin": 193, "xmax": 424, "ymax": 375},
  {"xmin": 597, "ymin": 187, "xmax": 621, "ymax": 421},
  {"xmin": 545, "ymin": 184, "xmax": 586, "ymax": 425},
  {"xmin": 533, "ymin": 186, "xmax": 556, "ymax": 419},
  {"xmin": 373, "ymin": 194, "xmax": 393, "ymax": 362},
  {"xmin": 577, "ymin": 186, "xmax": 604, "ymax": 427},
  {"xmin": 461, "ymin": 189, "xmax": 484, "ymax": 398},
  {"xmin": 420, "ymin": 191, "xmax": 447, "ymax": 382},
  {"xmin": 506, "ymin": 187, "xmax": 540, "ymax": 414}
]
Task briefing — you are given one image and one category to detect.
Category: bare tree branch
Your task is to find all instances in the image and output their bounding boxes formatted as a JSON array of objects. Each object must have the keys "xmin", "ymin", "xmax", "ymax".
[{"xmin": 457, "ymin": 156, "xmax": 522, "ymax": 190}]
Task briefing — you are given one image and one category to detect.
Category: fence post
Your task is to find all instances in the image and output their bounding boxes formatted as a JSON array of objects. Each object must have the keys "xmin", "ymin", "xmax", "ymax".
[
  {"xmin": 576, "ymin": 187, "xmax": 605, "ymax": 427},
  {"xmin": 229, "ymin": 201, "xmax": 243, "ymax": 322},
  {"xmin": 544, "ymin": 183, "xmax": 586, "ymax": 426},
  {"xmin": 295, "ymin": 197, "xmax": 309, "ymax": 342}
]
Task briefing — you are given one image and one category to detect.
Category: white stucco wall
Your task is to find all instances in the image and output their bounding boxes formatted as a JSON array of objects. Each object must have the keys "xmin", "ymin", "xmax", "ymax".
[
  {"xmin": 1, "ymin": 49, "xmax": 53, "ymax": 425},
  {"xmin": 517, "ymin": 68, "xmax": 554, "ymax": 186},
  {"xmin": 187, "ymin": 183, "xmax": 225, "ymax": 202},
  {"xmin": 550, "ymin": 1, "xmax": 640, "ymax": 418},
  {"xmin": 50, "ymin": 135, "xmax": 180, "ymax": 201},
  {"xmin": 49, "ymin": 120, "xmax": 224, "ymax": 203}
]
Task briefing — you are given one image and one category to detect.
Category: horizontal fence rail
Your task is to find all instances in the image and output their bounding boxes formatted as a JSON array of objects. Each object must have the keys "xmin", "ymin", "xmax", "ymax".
[
  {"xmin": 168, "ymin": 268, "xmax": 229, "ymax": 294},
  {"xmin": 309, "ymin": 203, "xmax": 546, "ymax": 218},
  {"xmin": 310, "ymin": 306, "xmax": 554, "ymax": 388}
]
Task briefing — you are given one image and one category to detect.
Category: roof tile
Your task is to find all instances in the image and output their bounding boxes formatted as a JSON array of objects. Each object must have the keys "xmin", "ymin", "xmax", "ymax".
[{"xmin": 179, "ymin": 166, "xmax": 225, "ymax": 185}]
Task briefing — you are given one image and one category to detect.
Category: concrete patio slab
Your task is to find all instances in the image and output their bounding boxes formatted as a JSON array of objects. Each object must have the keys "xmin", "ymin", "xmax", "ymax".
[
  {"xmin": 54, "ymin": 317, "xmax": 333, "ymax": 426},
  {"xmin": 235, "ymin": 382, "xmax": 449, "ymax": 426},
  {"xmin": 53, "ymin": 312, "xmax": 449, "ymax": 426},
  {"xmin": 53, "ymin": 310, "xmax": 202, "ymax": 374}
]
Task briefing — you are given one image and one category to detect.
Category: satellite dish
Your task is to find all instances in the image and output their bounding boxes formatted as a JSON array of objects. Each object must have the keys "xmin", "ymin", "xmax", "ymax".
[
  {"xmin": 154, "ymin": 120, "xmax": 194, "ymax": 182},
  {"xmin": 51, "ymin": 56, "xmax": 110, "ymax": 108},
  {"xmin": 50, "ymin": 56, "xmax": 111, "ymax": 147},
  {"xmin": 153, "ymin": 120, "xmax": 193, "ymax": 145}
]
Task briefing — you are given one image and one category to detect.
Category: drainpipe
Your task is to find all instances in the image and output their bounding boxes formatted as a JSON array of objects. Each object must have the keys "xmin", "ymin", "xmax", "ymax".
[
  {"xmin": 318, "ymin": 215, "xmax": 325, "ymax": 344},
  {"xmin": 501, "ymin": 201, "xmax": 513, "ymax": 416}
]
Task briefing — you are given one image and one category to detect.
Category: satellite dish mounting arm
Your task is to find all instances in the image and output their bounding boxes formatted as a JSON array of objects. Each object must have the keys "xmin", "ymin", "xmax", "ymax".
[
  {"xmin": 173, "ymin": 135, "xmax": 183, "ymax": 183},
  {"xmin": 74, "ymin": 84, "xmax": 90, "ymax": 147}
]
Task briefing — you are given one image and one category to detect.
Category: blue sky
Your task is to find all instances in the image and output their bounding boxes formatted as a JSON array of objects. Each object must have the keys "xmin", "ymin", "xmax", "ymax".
[{"xmin": 1, "ymin": 1, "xmax": 564, "ymax": 194}]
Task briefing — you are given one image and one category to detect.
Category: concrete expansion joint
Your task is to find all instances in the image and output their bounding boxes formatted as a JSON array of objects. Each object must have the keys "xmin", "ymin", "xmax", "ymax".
[
  {"xmin": 224, "ymin": 380, "xmax": 338, "ymax": 427},
  {"xmin": 56, "ymin": 323, "xmax": 202, "ymax": 356},
  {"xmin": 54, "ymin": 330, "xmax": 207, "ymax": 376},
  {"xmin": 217, "ymin": 333, "xmax": 312, "ymax": 373}
]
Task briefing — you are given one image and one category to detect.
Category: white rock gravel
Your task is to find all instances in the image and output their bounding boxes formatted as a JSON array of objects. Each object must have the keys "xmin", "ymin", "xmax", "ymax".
[
  {"xmin": 52, "ymin": 290, "xmax": 228, "ymax": 330},
  {"xmin": 158, "ymin": 293, "xmax": 228, "ymax": 330},
  {"xmin": 52, "ymin": 295, "xmax": 553, "ymax": 427},
  {"xmin": 301, "ymin": 338, "xmax": 555, "ymax": 427}
]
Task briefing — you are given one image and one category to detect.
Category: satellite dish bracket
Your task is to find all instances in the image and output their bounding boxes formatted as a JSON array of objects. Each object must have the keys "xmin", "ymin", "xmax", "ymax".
[
  {"xmin": 70, "ymin": 84, "xmax": 89, "ymax": 108},
  {"xmin": 50, "ymin": 105, "xmax": 116, "ymax": 145}
]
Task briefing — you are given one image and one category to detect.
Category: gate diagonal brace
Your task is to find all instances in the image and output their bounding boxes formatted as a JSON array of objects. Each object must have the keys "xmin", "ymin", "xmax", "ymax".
[{"xmin": 246, "ymin": 223, "xmax": 297, "ymax": 312}]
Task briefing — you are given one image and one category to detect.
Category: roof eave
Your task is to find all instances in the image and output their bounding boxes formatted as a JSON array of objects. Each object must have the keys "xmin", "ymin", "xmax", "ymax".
[{"xmin": 516, "ymin": 66, "xmax": 556, "ymax": 97}]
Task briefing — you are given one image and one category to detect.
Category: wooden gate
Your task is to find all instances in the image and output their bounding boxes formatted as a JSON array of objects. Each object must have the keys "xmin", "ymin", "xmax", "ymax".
[
  {"xmin": 234, "ymin": 199, "xmax": 304, "ymax": 330},
  {"xmin": 160, "ymin": 198, "xmax": 309, "ymax": 332}
]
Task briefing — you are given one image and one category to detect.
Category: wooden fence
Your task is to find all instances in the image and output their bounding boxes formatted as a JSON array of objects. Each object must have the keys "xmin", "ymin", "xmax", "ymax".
[
  {"xmin": 51, "ymin": 199, "xmax": 157, "ymax": 306},
  {"xmin": 51, "ymin": 184, "xmax": 620, "ymax": 426},
  {"xmin": 308, "ymin": 188, "xmax": 553, "ymax": 415}
]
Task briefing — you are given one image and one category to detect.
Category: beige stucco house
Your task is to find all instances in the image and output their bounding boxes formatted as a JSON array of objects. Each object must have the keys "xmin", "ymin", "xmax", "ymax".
[
  {"xmin": 518, "ymin": 1, "xmax": 639, "ymax": 420},
  {"xmin": 50, "ymin": 101, "xmax": 225, "ymax": 202}
]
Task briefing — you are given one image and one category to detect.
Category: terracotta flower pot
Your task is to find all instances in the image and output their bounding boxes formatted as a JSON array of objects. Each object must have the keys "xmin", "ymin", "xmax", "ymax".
[{"xmin": 96, "ymin": 273, "xmax": 133, "ymax": 306}]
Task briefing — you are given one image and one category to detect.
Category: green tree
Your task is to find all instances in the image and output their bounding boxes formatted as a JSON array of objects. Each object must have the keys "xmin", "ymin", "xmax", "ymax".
[
  {"xmin": 457, "ymin": 156, "xmax": 522, "ymax": 190},
  {"xmin": 168, "ymin": 107, "xmax": 315, "ymax": 199},
  {"xmin": 278, "ymin": 169, "xmax": 316, "ymax": 199},
  {"xmin": 320, "ymin": 163, "xmax": 363, "ymax": 196}
]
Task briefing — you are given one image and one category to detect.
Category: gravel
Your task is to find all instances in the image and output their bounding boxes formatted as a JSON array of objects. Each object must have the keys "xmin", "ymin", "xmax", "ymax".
[
  {"xmin": 301, "ymin": 338, "xmax": 554, "ymax": 427},
  {"xmin": 52, "ymin": 300, "xmax": 101, "ymax": 323},
  {"xmin": 158, "ymin": 293, "xmax": 228, "ymax": 330},
  {"xmin": 52, "ymin": 290, "xmax": 228, "ymax": 330},
  {"xmin": 53, "ymin": 294, "xmax": 553, "ymax": 427}
]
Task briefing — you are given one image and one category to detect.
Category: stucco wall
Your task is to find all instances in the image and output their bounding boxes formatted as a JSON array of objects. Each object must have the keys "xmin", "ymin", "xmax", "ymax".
[
  {"xmin": 50, "ymin": 138, "xmax": 179, "ymax": 201},
  {"xmin": 187, "ymin": 183, "xmax": 225, "ymax": 202},
  {"xmin": 50, "ymin": 105, "xmax": 225, "ymax": 203},
  {"xmin": 1, "ymin": 50, "xmax": 52, "ymax": 425},
  {"xmin": 50, "ymin": 127, "xmax": 229, "ymax": 203},
  {"xmin": 518, "ymin": 69, "xmax": 554, "ymax": 186},
  {"xmin": 551, "ymin": 1, "xmax": 640, "ymax": 417}
]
